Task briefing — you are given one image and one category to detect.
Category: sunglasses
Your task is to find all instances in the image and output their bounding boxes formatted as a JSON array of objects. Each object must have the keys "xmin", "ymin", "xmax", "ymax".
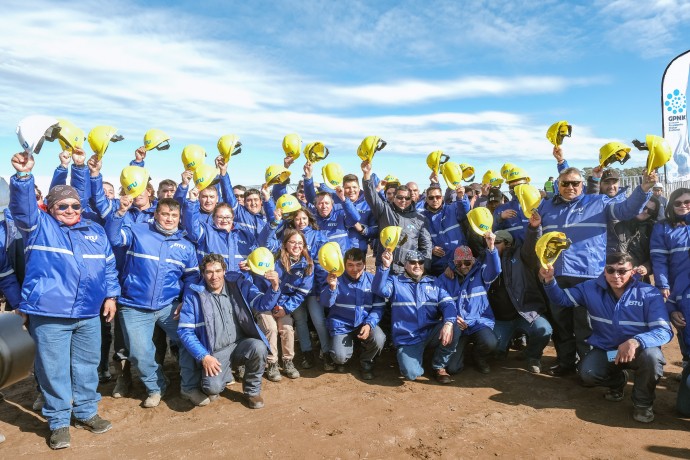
[
  {"xmin": 604, "ymin": 266, "xmax": 632, "ymax": 276},
  {"xmin": 395, "ymin": 195, "xmax": 411, "ymax": 201},
  {"xmin": 455, "ymin": 260, "xmax": 473, "ymax": 267},
  {"xmin": 559, "ymin": 181, "xmax": 582, "ymax": 188},
  {"xmin": 673, "ymin": 199, "xmax": 690, "ymax": 208},
  {"xmin": 642, "ymin": 207, "xmax": 656, "ymax": 214},
  {"xmin": 427, "ymin": 195, "xmax": 443, "ymax": 201},
  {"xmin": 56, "ymin": 203, "xmax": 82, "ymax": 211},
  {"xmin": 234, "ymin": 194, "xmax": 245, "ymax": 199},
  {"xmin": 407, "ymin": 260, "xmax": 424, "ymax": 266}
]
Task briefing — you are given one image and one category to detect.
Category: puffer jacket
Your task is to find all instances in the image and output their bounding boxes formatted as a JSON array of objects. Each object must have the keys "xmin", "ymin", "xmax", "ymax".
[
  {"xmin": 435, "ymin": 248, "xmax": 501, "ymax": 334},
  {"xmin": 177, "ymin": 273, "xmax": 279, "ymax": 361},
  {"xmin": 650, "ymin": 218, "xmax": 690, "ymax": 305},
  {"xmin": 544, "ymin": 275, "xmax": 672, "ymax": 351},
  {"xmin": 252, "ymin": 256, "xmax": 314, "ymax": 314},
  {"xmin": 537, "ymin": 185, "xmax": 650, "ymax": 279},
  {"xmin": 372, "ymin": 267, "xmax": 456, "ymax": 346},
  {"xmin": 105, "ymin": 215, "xmax": 199, "ymax": 311},
  {"xmin": 319, "ymin": 271, "xmax": 386, "ymax": 335},
  {"xmin": 363, "ymin": 178, "xmax": 432, "ymax": 274},
  {"xmin": 422, "ymin": 197, "xmax": 471, "ymax": 275},
  {"xmin": 10, "ymin": 175, "xmax": 120, "ymax": 318},
  {"xmin": 182, "ymin": 198, "xmax": 256, "ymax": 272}
]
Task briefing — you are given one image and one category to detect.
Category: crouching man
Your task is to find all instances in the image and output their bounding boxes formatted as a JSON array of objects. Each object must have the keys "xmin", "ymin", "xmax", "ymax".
[
  {"xmin": 320, "ymin": 248, "xmax": 386, "ymax": 380},
  {"xmin": 541, "ymin": 252, "xmax": 672, "ymax": 423},
  {"xmin": 177, "ymin": 254, "xmax": 281, "ymax": 409},
  {"xmin": 373, "ymin": 249, "xmax": 460, "ymax": 384}
]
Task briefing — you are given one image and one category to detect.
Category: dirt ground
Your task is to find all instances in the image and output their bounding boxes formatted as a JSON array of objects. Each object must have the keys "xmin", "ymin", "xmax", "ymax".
[{"xmin": 1, "ymin": 338, "xmax": 689, "ymax": 459}]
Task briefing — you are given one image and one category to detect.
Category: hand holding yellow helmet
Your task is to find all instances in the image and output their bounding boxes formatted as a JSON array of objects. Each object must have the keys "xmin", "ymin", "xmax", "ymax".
[
  {"xmin": 482, "ymin": 170, "xmax": 503, "ymax": 187},
  {"xmin": 193, "ymin": 164, "xmax": 220, "ymax": 191},
  {"xmin": 322, "ymin": 163, "xmax": 344, "ymax": 188},
  {"xmin": 181, "ymin": 144, "xmax": 206, "ymax": 171},
  {"xmin": 144, "ymin": 129, "xmax": 170, "ymax": 151},
  {"xmin": 459, "ymin": 163, "xmax": 475, "ymax": 182},
  {"xmin": 217, "ymin": 134, "xmax": 241, "ymax": 163},
  {"xmin": 633, "ymin": 135, "xmax": 672, "ymax": 175},
  {"xmin": 265, "ymin": 165, "xmax": 291, "ymax": 186},
  {"xmin": 357, "ymin": 136, "xmax": 387, "ymax": 162},
  {"xmin": 467, "ymin": 207, "xmax": 493, "ymax": 236},
  {"xmin": 283, "ymin": 134, "xmax": 302, "ymax": 160},
  {"xmin": 276, "ymin": 194, "xmax": 302, "ymax": 214},
  {"xmin": 120, "ymin": 165, "xmax": 150, "ymax": 198},
  {"xmin": 318, "ymin": 242, "xmax": 345, "ymax": 276},
  {"xmin": 380, "ymin": 226, "xmax": 403, "ymax": 251},
  {"xmin": 599, "ymin": 142, "xmax": 632, "ymax": 168},
  {"xmin": 304, "ymin": 141, "xmax": 329, "ymax": 163},
  {"xmin": 500, "ymin": 163, "xmax": 516, "ymax": 180},
  {"xmin": 535, "ymin": 232, "xmax": 571, "ymax": 269},
  {"xmin": 247, "ymin": 247, "xmax": 275, "ymax": 275},
  {"xmin": 88, "ymin": 126, "xmax": 124, "ymax": 160},
  {"xmin": 426, "ymin": 150, "xmax": 450, "ymax": 175},
  {"xmin": 514, "ymin": 184, "xmax": 542, "ymax": 218},
  {"xmin": 546, "ymin": 120, "xmax": 572, "ymax": 146},
  {"xmin": 440, "ymin": 162, "xmax": 463, "ymax": 189},
  {"xmin": 57, "ymin": 118, "xmax": 85, "ymax": 153}
]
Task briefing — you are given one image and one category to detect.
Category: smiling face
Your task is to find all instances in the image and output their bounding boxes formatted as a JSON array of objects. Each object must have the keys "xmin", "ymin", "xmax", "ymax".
[
  {"xmin": 203, "ymin": 261, "xmax": 225, "ymax": 293},
  {"xmin": 199, "ymin": 187, "xmax": 218, "ymax": 213},
  {"xmin": 404, "ymin": 258, "xmax": 424, "ymax": 278},
  {"xmin": 604, "ymin": 261, "xmax": 634, "ymax": 291},
  {"xmin": 284, "ymin": 233, "xmax": 305, "ymax": 258},
  {"xmin": 393, "ymin": 189, "xmax": 411, "ymax": 210},
  {"xmin": 672, "ymin": 192, "xmax": 690, "ymax": 217},
  {"xmin": 315, "ymin": 193, "xmax": 333, "ymax": 218},
  {"xmin": 49, "ymin": 198, "xmax": 82, "ymax": 226},
  {"xmin": 244, "ymin": 191, "xmax": 262, "ymax": 214},
  {"xmin": 601, "ymin": 178, "xmax": 619, "ymax": 197},
  {"xmin": 343, "ymin": 180, "xmax": 360, "ymax": 201},
  {"xmin": 344, "ymin": 258, "xmax": 365, "ymax": 280},
  {"xmin": 292, "ymin": 210, "xmax": 309, "ymax": 231},
  {"xmin": 155, "ymin": 204, "xmax": 180, "ymax": 231},
  {"xmin": 558, "ymin": 171, "xmax": 583, "ymax": 201},
  {"xmin": 213, "ymin": 204, "xmax": 234, "ymax": 231}
]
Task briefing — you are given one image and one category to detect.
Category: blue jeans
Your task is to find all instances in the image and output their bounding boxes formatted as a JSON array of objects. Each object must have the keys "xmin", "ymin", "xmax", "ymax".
[
  {"xmin": 493, "ymin": 316, "xmax": 553, "ymax": 360},
  {"xmin": 396, "ymin": 322, "xmax": 461, "ymax": 380},
  {"xmin": 677, "ymin": 364, "xmax": 690, "ymax": 416},
  {"xmin": 447, "ymin": 326, "xmax": 497, "ymax": 374},
  {"xmin": 292, "ymin": 296, "xmax": 330, "ymax": 354},
  {"xmin": 120, "ymin": 304, "xmax": 196, "ymax": 395},
  {"xmin": 28, "ymin": 315, "xmax": 101, "ymax": 430},
  {"xmin": 580, "ymin": 347, "xmax": 666, "ymax": 408},
  {"xmin": 201, "ymin": 338, "xmax": 267, "ymax": 397},
  {"xmin": 331, "ymin": 325, "xmax": 386, "ymax": 368}
]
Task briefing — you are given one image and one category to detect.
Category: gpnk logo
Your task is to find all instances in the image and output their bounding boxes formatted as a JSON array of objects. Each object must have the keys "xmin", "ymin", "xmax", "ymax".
[{"xmin": 665, "ymin": 89, "xmax": 686, "ymax": 115}]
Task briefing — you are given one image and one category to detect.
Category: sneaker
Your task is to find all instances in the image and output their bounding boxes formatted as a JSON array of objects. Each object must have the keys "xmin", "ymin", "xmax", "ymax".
[
  {"xmin": 283, "ymin": 359, "xmax": 301, "ymax": 379},
  {"xmin": 633, "ymin": 405, "xmax": 655, "ymax": 423},
  {"xmin": 323, "ymin": 353, "xmax": 336, "ymax": 372},
  {"xmin": 266, "ymin": 362, "xmax": 282, "ymax": 382},
  {"xmin": 112, "ymin": 374, "xmax": 132, "ymax": 399},
  {"xmin": 33, "ymin": 392, "xmax": 45, "ymax": 411},
  {"xmin": 98, "ymin": 368, "xmax": 112, "ymax": 383},
  {"xmin": 247, "ymin": 394, "xmax": 264, "ymax": 409},
  {"xmin": 436, "ymin": 368, "xmax": 452, "ymax": 384},
  {"xmin": 604, "ymin": 370, "xmax": 628, "ymax": 402},
  {"xmin": 547, "ymin": 363, "xmax": 576, "ymax": 377},
  {"xmin": 300, "ymin": 350, "xmax": 315, "ymax": 369},
  {"xmin": 475, "ymin": 358, "xmax": 491, "ymax": 374},
  {"xmin": 360, "ymin": 366, "xmax": 375, "ymax": 381},
  {"xmin": 180, "ymin": 388, "xmax": 210, "ymax": 407},
  {"xmin": 143, "ymin": 392, "xmax": 162, "ymax": 408},
  {"xmin": 74, "ymin": 414, "xmax": 112, "ymax": 434},
  {"xmin": 49, "ymin": 427, "xmax": 71, "ymax": 450},
  {"xmin": 527, "ymin": 359, "xmax": 542, "ymax": 374}
]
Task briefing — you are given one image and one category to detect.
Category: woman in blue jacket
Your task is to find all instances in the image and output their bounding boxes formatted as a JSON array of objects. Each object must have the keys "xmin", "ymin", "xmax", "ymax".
[{"xmin": 253, "ymin": 229, "xmax": 315, "ymax": 382}]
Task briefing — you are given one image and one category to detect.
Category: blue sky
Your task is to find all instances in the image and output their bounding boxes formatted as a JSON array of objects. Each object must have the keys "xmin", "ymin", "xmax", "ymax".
[{"xmin": 1, "ymin": 0, "xmax": 689, "ymax": 193}]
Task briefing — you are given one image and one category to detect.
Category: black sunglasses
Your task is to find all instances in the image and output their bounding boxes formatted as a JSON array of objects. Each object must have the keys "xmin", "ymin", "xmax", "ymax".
[
  {"xmin": 56, "ymin": 203, "xmax": 82, "ymax": 211},
  {"xmin": 604, "ymin": 266, "xmax": 632, "ymax": 276},
  {"xmin": 455, "ymin": 260, "xmax": 473, "ymax": 267},
  {"xmin": 560, "ymin": 181, "xmax": 582, "ymax": 188},
  {"xmin": 395, "ymin": 195, "xmax": 411, "ymax": 201},
  {"xmin": 673, "ymin": 199, "xmax": 690, "ymax": 208}
]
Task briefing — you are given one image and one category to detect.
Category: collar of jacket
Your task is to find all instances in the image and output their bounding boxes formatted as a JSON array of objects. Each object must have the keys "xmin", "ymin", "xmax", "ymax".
[
  {"xmin": 594, "ymin": 271, "xmax": 640, "ymax": 293},
  {"xmin": 400, "ymin": 272, "xmax": 432, "ymax": 284},
  {"xmin": 423, "ymin": 203, "xmax": 444, "ymax": 214},
  {"xmin": 552, "ymin": 192, "xmax": 584, "ymax": 206},
  {"xmin": 147, "ymin": 221, "xmax": 186, "ymax": 240}
]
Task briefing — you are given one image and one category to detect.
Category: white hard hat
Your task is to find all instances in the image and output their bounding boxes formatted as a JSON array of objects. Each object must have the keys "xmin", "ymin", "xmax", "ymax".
[{"xmin": 16, "ymin": 115, "xmax": 61, "ymax": 156}]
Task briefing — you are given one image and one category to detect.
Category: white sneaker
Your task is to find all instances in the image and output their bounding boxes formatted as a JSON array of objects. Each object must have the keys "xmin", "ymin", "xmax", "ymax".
[
  {"xmin": 143, "ymin": 392, "xmax": 162, "ymax": 408},
  {"xmin": 180, "ymin": 389, "xmax": 210, "ymax": 407},
  {"xmin": 33, "ymin": 393, "xmax": 45, "ymax": 411}
]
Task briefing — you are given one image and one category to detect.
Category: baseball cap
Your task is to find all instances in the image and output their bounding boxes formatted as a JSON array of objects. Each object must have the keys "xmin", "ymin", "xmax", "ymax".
[
  {"xmin": 601, "ymin": 169, "xmax": 621, "ymax": 181},
  {"xmin": 404, "ymin": 250, "xmax": 425, "ymax": 263},
  {"xmin": 494, "ymin": 230, "xmax": 514, "ymax": 245}
]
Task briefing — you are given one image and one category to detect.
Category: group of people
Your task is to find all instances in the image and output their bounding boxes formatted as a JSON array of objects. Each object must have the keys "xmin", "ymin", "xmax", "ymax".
[{"xmin": 1, "ymin": 137, "xmax": 688, "ymax": 450}]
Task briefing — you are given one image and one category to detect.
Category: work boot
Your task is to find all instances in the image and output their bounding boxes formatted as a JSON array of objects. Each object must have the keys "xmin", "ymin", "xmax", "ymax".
[
  {"xmin": 360, "ymin": 365, "xmax": 375, "ymax": 381},
  {"xmin": 605, "ymin": 370, "xmax": 629, "ymax": 402},
  {"xmin": 49, "ymin": 427, "xmax": 71, "ymax": 450},
  {"xmin": 74, "ymin": 414, "xmax": 112, "ymax": 434},
  {"xmin": 475, "ymin": 358, "xmax": 491, "ymax": 374},
  {"xmin": 323, "ymin": 352, "xmax": 336, "ymax": 372},
  {"xmin": 527, "ymin": 359, "xmax": 542, "ymax": 374},
  {"xmin": 247, "ymin": 394, "xmax": 265, "ymax": 409},
  {"xmin": 143, "ymin": 392, "xmax": 162, "ymax": 408},
  {"xmin": 300, "ymin": 350, "xmax": 315, "ymax": 369},
  {"xmin": 435, "ymin": 368, "xmax": 452, "ymax": 384},
  {"xmin": 266, "ymin": 362, "xmax": 282, "ymax": 382},
  {"xmin": 112, "ymin": 361, "xmax": 132, "ymax": 398},
  {"xmin": 633, "ymin": 405, "xmax": 655, "ymax": 423},
  {"xmin": 283, "ymin": 359, "xmax": 301, "ymax": 379},
  {"xmin": 180, "ymin": 388, "xmax": 211, "ymax": 407}
]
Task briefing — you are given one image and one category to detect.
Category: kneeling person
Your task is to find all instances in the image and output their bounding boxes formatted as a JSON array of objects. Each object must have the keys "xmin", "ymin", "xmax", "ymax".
[
  {"xmin": 178, "ymin": 254, "xmax": 281, "ymax": 409},
  {"xmin": 320, "ymin": 248, "xmax": 386, "ymax": 379}
]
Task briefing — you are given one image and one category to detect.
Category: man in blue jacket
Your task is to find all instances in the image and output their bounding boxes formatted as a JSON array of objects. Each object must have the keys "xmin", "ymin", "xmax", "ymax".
[
  {"xmin": 320, "ymin": 248, "xmax": 386, "ymax": 380},
  {"xmin": 10, "ymin": 152, "xmax": 120, "ymax": 450},
  {"xmin": 106, "ymin": 196, "xmax": 200, "ymax": 409},
  {"xmin": 178, "ymin": 254, "xmax": 280, "ymax": 409},
  {"xmin": 541, "ymin": 252, "xmax": 672, "ymax": 423},
  {"xmin": 537, "ymin": 165, "xmax": 655, "ymax": 377},
  {"xmin": 373, "ymin": 250, "xmax": 460, "ymax": 384}
]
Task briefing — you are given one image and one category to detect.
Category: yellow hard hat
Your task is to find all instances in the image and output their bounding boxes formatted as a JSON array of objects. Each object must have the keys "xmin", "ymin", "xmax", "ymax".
[
  {"xmin": 467, "ymin": 207, "xmax": 494, "ymax": 236},
  {"xmin": 265, "ymin": 164, "xmax": 291, "ymax": 186},
  {"xmin": 383, "ymin": 174, "xmax": 400, "ymax": 187},
  {"xmin": 143, "ymin": 128, "xmax": 170, "ymax": 151},
  {"xmin": 546, "ymin": 120, "xmax": 572, "ymax": 146},
  {"xmin": 276, "ymin": 193, "xmax": 302, "ymax": 214},
  {"xmin": 282, "ymin": 133, "xmax": 302, "ymax": 160},
  {"xmin": 181, "ymin": 144, "xmax": 206, "ymax": 171},
  {"xmin": 120, "ymin": 165, "xmax": 150, "ymax": 198},
  {"xmin": 217, "ymin": 134, "xmax": 241, "ymax": 163},
  {"xmin": 500, "ymin": 163, "xmax": 517, "ymax": 180},
  {"xmin": 88, "ymin": 125, "xmax": 124, "ymax": 160},
  {"xmin": 318, "ymin": 242, "xmax": 345, "ymax": 277},
  {"xmin": 459, "ymin": 163, "xmax": 475, "ymax": 182},
  {"xmin": 357, "ymin": 136, "xmax": 387, "ymax": 162},
  {"xmin": 193, "ymin": 164, "xmax": 220, "ymax": 191},
  {"xmin": 535, "ymin": 231, "xmax": 571, "ymax": 269},
  {"xmin": 599, "ymin": 142, "xmax": 632, "ymax": 168},
  {"xmin": 482, "ymin": 170, "xmax": 504, "ymax": 187},
  {"xmin": 426, "ymin": 150, "xmax": 450, "ymax": 175},
  {"xmin": 322, "ymin": 163, "xmax": 344, "ymax": 188},
  {"xmin": 506, "ymin": 166, "xmax": 531, "ymax": 184},
  {"xmin": 247, "ymin": 247, "xmax": 275, "ymax": 275},
  {"xmin": 57, "ymin": 118, "xmax": 85, "ymax": 153},
  {"xmin": 380, "ymin": 226, "xmax": 403, "ymax": 251},
  {"xmin": 304, "ymin": 141, "xmax": 330, "ymax": 163},
  {"xmin": 514, "ymin": 184, "xmax": 542, "ymax": 218},
  {"xmin": 644, "ymin": 135, "xmax": 672, "ymax": 175},
  {"xmin": 440, "ymin": 161, "xmax": 463, "ymax": 189}
]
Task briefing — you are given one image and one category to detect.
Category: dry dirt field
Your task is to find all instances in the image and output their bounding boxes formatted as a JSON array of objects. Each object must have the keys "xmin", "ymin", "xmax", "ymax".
[{"xmin": 1, "ymin": 339, "xmax": 689, "ymax": 459}]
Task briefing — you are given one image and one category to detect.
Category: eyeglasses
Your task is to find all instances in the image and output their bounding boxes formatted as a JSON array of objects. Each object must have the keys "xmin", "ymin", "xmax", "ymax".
[
  {"xmin": 56, "ymin": 203, "xmax": 82, "ymax": 211},
  {"xmin": 215, "ymin": 215, "xmax": 233, "ymax": 220},
  {"xmin": 559, "ymin": 181, "xmax": 582, "ymax": 188},
  {"xmin": 604, "ymin": 266, "xmax": 632, "ymax": 276},
  {"xmin": 234, "ymin": 194, "xmax": 244, "ymax": 199},
  {"xmin": 286, "ymin": 241, "xmax": 304, "ymax": 247},
  {"xmin": 673, "ymin": 199, "xmax": 690, "ymax": 208},
  {"xmin": 455, "ymin": 260, "xmax": 473, "ymax": 267},
  {"xmin": 395, "ymin": 195, "xmax": 411, "ymax": 201},
  {"xmin": 407, "ymin": 260, "xmax": 424, "ymax": 266},
  {"xmin": 427, "ymin": 195, "xmax": 443, "ymax": 201}
]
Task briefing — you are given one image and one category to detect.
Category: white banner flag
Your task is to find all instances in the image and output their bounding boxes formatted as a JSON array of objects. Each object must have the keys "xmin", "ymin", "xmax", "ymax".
[{"xmin": 662, "ymin": 49, "xmax": 690, "ymax": 181}]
